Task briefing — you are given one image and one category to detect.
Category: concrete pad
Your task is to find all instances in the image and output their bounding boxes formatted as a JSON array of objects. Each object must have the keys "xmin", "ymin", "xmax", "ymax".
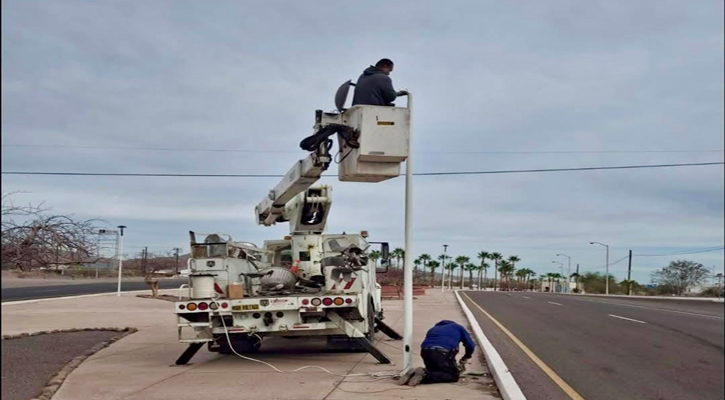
[{"xmin": 1, "ymin": 289, "xmax": 499, "ymax": 400}]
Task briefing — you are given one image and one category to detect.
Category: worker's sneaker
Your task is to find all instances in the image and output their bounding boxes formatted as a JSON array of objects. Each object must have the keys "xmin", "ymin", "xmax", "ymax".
[
  {"xmin": 407, "ymin": 367, "xmax": 426, "ymax": 387},
  {"xmin": 397, "ymin": 368, "xmax": 416, "ymax": 386}
]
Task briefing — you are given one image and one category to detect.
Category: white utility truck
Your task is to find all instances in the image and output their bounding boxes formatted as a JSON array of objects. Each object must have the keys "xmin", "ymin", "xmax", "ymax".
[{"xmin": 173, "ymin": 82, "xmax": 411, "ymax": 365}]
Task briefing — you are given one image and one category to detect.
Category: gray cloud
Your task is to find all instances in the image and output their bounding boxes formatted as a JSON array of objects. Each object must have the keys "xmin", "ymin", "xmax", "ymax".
[{"xmin": 2, "ymin": 0, "xmax": 723, "ymax": 283}]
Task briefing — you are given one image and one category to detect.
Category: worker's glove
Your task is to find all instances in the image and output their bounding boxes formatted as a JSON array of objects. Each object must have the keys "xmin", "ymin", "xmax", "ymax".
[
  {"xmin": 457, "ymin": 357, "xmax": 469, "ymax": 373},
  {"xmin": 396, "ymin": 90, "xmax": 409, "ymax": 96}
]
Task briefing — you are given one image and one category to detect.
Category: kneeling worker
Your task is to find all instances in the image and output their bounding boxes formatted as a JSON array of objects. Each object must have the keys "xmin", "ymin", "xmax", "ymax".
[{"xmin": 399, "ymin": 320, "xmax": 476, "ymax": 386}]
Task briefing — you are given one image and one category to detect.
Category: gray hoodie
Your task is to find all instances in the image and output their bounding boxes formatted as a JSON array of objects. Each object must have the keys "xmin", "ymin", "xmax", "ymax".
[{"xmin": 351, "ymin": 66, "xmax": 397, "ymax": 106}]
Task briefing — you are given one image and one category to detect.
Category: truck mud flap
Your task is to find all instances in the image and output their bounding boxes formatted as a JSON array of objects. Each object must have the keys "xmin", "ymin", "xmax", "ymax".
[{"xmin": 375, "ymin": 317, "xmax": 403, "ymax": 340}]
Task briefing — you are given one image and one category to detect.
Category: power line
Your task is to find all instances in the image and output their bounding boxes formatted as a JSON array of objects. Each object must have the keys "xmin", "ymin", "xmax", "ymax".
[
  {"xmin": 2, "ymin": 143, "xmax": 722, "ymax": 156},
  {"xmin": 635, "ymin": 246, "xmax": 724, "ymax": 257},
  {"xmin": 2, "ymin": 161, "xmax": 722, "ymax": 178},
  {"xmin": 581, "ymin": 255, "xmax": 630, "ymax": 270}
]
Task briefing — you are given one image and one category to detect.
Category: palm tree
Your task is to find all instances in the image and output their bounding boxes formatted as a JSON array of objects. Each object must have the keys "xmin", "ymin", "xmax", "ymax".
[
  {"xmin": 545, "ymin": 272, "xmax": 556, "ymax": 292},
  {"xmin": 465, "ymin": 263, "xmax": 478, "ymax": 289},
  {"xmin": 369, "ymin": 250, "xmax": 381, "ymax": 267},
  {"xmin": 490, "ymin": 252, "xmax": 503, "ymax": 291},
  {"xmin": 477, "ymin": 251, "xmax": 490, "ymax": 289},
  {"xmin": 447, "ymin": 263, "xmax": 458, "ymax": 288},
  {"xmin": 392, "ymin": 248, "xmax": 404, "ymax": 270},
  {"xmin": 455, "ymin": 256, "xmax": 470, "ymax": 288},
  {"xmin": 498, "ymin": 260, "xmax": 514, "ymax": 290},
  {"xmin": 570, "ymin": 272, "xmax": 581, "ymax": 293},
  {"xmin": 515, "ymin": 269, "xmax": 527, "ymax": 290},
  {"xmin": 506, "ymin": 255, "xmax": 520, "ymax": 290},
  {"xmin": 525, "ymin": 269, "xmax": 537, "ymax": 291},
  {"xmin": 428, "ymin": 260, "xmax": 440, "ymax": 287},
  {"xmin": 419, "ymin": 254, "xmax": 431, "ymax": 281},
  {"xmin": 480, "ymin": 262, "xmax": 490, "ymax": 290},
  {"xmin": 413, "ymin": 258, "xmax": 421, "ymax": 277}
]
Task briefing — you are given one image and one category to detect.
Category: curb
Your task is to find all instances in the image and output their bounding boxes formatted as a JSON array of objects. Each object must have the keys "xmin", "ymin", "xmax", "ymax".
[
  {"xmin": 564, "ymin": 293, "xmax": 725, "ymax": 303},
  {"xmin": 1, "ymin": 290, "xmax": 168, "ymax": 306},
  {"xmin": 455, "ymin": 290, "xmax": 526, "ymax": 400},
  {"xmin": 3, "ymin": 327, "xmax": 138, "ymax": 400}
]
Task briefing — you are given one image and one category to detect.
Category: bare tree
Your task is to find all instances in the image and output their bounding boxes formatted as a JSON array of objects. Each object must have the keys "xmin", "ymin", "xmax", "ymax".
[
  {"xmin": 2, "ymin": 193, "xmax": 104, "ymax": 271},
  {"xmin": 651, "ymin": 260, "xmax": 710, "ymax": 296}
]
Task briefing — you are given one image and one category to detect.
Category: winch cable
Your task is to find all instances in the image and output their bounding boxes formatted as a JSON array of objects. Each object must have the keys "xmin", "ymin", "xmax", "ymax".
[{"xmin": 209, "ymin": 297, "xmax": 402, "ymax": 379}]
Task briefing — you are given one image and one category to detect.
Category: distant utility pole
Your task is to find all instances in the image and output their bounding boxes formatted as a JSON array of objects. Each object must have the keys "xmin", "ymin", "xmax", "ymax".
[
  {"xmin": 441, "ymin": 244, "xmax": 448, "ymax": 292},
  {"xmin": 142, "ymin": 247, "xmax": 148, "ymax": 276},
  {"xmin": 627, "ymin": 250, "xmax": 633, "ymax": 295},
  {"xmin": 173, "ymin": 247, "xmax": 181, "ymax": 275},
  {"xmin": 116, "ymin": 225, "xmax": 127, "ymax": 297}
]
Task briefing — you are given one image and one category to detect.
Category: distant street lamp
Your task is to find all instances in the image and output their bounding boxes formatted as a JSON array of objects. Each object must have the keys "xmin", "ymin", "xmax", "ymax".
[
  {"xmin": 556, "ymin": 253, "xmax": 572, "ymax": 293},
  {"xmin": 552, "ymin": 261, "xmax": 564, "ymax": 292},
  {"xmin": 441, "ymin": 244, "xmax": 448, "ymax": 292},
  {"xmin": 116, "ymin": 225, "xmax": 127, "ymax": 296},
  {"xmin": 590, "ymin": 242, "xmax": 609, "ymax": 295}
]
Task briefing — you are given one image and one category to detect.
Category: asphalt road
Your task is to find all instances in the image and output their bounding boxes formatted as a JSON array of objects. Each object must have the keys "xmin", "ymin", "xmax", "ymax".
[
  {"xmin": 1, "ymin": 279, "xmax": 187, "ymax": 302},
  {"xmin": 462, "ymin": 291, "xmax": 724, "ymax": 400}
]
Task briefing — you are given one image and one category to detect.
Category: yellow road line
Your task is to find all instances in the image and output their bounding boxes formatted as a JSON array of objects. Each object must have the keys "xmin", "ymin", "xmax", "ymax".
[{"xmin": 461, "ymin": 292, "xmax": 586, "ymax": 400}]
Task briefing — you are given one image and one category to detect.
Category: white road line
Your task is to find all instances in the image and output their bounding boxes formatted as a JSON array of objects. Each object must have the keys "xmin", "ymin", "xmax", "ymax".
[
  {"xmin": 571, "ymin": 297, "xmax": 724, "ymax": 320},
  {"xmin": 522, "ymin": 296, "xmax": 531, "ymax": 300},
  {"xmin": 548, "ymin": 301, "xmax": 563, "ymax": 306},
  {"xmin": 608, "ymin": 314, "xmax": 647, "ymax": 324}
]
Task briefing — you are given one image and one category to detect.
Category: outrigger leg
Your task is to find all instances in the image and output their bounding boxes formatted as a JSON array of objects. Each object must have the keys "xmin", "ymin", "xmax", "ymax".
[{"xmin": 175, "ymin": 342, "xmax": 204, "ymax": 365}]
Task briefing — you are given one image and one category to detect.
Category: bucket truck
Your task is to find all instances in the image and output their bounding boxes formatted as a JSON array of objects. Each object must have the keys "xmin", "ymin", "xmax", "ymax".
[{"xmin": 173, "ymin": 82, "xmax": 411, "ymax": 365}]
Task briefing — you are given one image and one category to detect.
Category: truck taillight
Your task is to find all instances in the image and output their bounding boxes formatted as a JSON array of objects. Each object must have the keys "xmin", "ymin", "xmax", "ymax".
[
  {"xmin": 221, "ymin": 302, "xmax": 228, "ymax": 309},
  {"xmin": 333, "ymin": 297, "xmax": 344, "ymax": 306},
  {"xmin": 311, "ymin": 298, "xmax": 322, "ymax": 306},
  {"xmin": 322, "ymin": 298, "xmax": 333, "ymax": 306},
  {"xmin": 301, "ymin": 299, "xmax": 310, "ymax": 305},
  {"xmin": 186, "ymin": 303, "xmax": 197, "ymax": 311},
  {"xmin": 345, "ymin": 298, "xmax": 353, "ymax": 304},
  {"xmin": 198, "ymin": 302, "xmax": 209, "ymax": 311},
  {"xmin": 209, "ymin": 302, "xmax": 218, "ymax": 310},
  {"xmin": 178, "ymin": 304, "xmax": 186, "ymax": 310}
]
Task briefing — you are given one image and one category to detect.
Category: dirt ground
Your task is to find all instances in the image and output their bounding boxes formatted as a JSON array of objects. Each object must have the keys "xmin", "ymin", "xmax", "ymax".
[{"xmin": 1, "ymin": 330, "xmax": 126, "ymax": 400}]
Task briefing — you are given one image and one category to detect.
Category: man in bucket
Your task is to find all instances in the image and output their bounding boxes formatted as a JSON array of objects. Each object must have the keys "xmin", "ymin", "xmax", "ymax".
[{"xmin": 399, "ymin": 320, "xmax": 476, "ymax": 386}]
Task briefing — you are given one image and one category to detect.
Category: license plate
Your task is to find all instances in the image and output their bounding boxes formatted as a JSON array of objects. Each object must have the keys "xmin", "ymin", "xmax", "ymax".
[{"xmin": 232, "ymin": 304, "xmax": 259, "ymax": 311}]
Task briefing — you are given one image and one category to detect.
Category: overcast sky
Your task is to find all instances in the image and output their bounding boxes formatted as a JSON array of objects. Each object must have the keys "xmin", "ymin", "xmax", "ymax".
[{"xmin": 2, "ymin": 0, "xmax": 723, "ymax": 283}]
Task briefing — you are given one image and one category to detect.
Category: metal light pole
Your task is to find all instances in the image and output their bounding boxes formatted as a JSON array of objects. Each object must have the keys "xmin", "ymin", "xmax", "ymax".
[
  {"xmin": 174, "ymin": 247, "xmax": 181, "ymax": 275},
  {"xmin": 552, "ymin": 261, "xmax": 564, "ymax": 293},
  {"xmin": 116, "ymin": 225, "xmax": 127, "ymax": 296},
  {"xmin": 556, "ymin": 253, "xmax": 571, "ymax": 293},
  {"xmin": 441, "ymin": 244, "xmax": 448, "ymax": 292},
  {"xmin": 446, "ymin": 257, "xmax": 453, "ymax": 290},
  {"xmin": 402, "ymin": 93, "xmax": 414, "ymax": 373},
  {"xmin": 590, "ymin": 242, "xmax": 609, "ymax": 295}
]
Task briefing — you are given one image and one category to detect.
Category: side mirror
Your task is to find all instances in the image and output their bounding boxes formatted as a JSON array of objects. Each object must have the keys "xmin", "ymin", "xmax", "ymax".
[{"xmin": 376, "ymin": 242, "xmax": 390, "ymax": 273}]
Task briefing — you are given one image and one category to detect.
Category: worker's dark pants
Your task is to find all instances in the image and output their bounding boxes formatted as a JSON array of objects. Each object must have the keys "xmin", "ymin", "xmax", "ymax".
[{"xmin": 421, "ymin": 348, "xmax": 459, "ymax": 384}]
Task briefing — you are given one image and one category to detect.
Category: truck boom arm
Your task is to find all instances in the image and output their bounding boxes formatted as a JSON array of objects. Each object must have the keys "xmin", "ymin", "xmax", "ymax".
[{"xmin": 255, "ymin": 142, "xmax": 331, "ymax": 226}]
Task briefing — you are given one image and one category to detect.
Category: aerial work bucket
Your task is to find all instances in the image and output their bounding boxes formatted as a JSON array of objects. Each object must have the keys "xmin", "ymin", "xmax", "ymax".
[
  {"xmin": 331, "ymin": 80, "xmax": 411, "ymax": 183},
  {"xmin": 337, "ymin": 105, "xmax": 410, "ymax": 182}
]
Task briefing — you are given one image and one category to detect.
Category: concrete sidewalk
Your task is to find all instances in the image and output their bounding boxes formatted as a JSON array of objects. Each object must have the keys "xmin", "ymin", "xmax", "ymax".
[{"xmin": 1, "ymin": 290, "xmax": 499, "ymax": 400}]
